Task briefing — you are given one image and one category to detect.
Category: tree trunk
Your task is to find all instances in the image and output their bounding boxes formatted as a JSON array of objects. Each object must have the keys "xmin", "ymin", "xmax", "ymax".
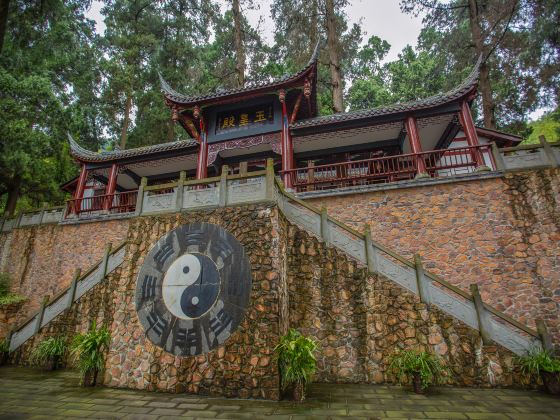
[
  {"xmin": 120, "ymin": 93, "xmax": 132, "ymax": 150},
  {"xmin": 232, "ymin": 0, "xmax": 245, "ymax": 88},
  {"xmin": 309, "ymin": 0, "xmax": 318, "ymax": 54},
  {"xmin": 325, "ymin": 0, "xmax": 344, "ymax": 113},
  {"xmin": 467, "ymin": 0, "xmax": 496, "ymax": 129},
  {"xmin": 0, "ymin": 0, "xmax": 10, "ymax": 54},
  {"xmin": 5, "ymin": 175, "xmax": 21, "ymax": 217}
]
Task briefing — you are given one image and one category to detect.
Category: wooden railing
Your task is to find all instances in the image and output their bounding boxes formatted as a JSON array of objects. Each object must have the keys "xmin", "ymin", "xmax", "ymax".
[
  {"xmin": 65, "ymin": 190, "xmax": 138, "ymax": 217},
  {"xmin": 283, "ymin": 144, "xmax": 494, "ymax": 192}
]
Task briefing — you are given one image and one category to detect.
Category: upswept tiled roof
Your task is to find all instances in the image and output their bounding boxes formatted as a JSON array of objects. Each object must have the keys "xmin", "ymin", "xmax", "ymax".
[
  {"xmin": 291, "ymin": 56, "xmax": 482, "ymax": 131},
  {"xmin": 160, "ymin": 42, "xmax": 320, "ymax": 106},
  {"xmin": 68, "ymin": 134, "xmax": 198, "ymax": 163}
]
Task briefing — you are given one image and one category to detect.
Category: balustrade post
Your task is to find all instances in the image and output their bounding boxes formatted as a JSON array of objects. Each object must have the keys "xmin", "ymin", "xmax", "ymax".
[
  {"xmin": 265, "ymin": 158, "xmax": 275, "ymax": 201},
  {"xmin": 539, "ymin": 135, "xmax": 560, "ymax": 168},
  {"xmin": 219, "ymin": 165, "xmax": 229, "ymax": 207},
  {"xmin": 414, "ymin": 254, "xmax": 431, "ymax": 305},
  {"xmin": 38, "ymin": 205, "xmax": 47, "ymax": 225},
  {"xmin": 239, "ymin": 161, "xmax": 248, "ymax": 184},
  {"xmin": 364, "ymin": 225, "xmax": 379, "ymax": 274},
  {"xmin": 307, "ymin": 161, "xmax": 315, "ymax": 192},
  {"xmin": 34, "ymin": 295, "xmax": 50, "ymax": 335},
  {"xmin": 470, "ymin": 284, "xmax": 492, "ymax": 345},
  {"xmin": 176, "ymin": 171, "xmax": 186, "ymax": 211},
  {"xmin": 320, "ymin": 207, "xmax": 330, "ymax": 243},
  {"xmin": 14, "ymin": 212, "xmax": 23, "ymax": 229},
  {"xmin": 100, "ymin": 242, "xmax": 113, "ymax": 279},
  {"xmin": 536, "ymin": 319, "xmax": 553, "ymax": 352},
  {"xmin": 66, "ymin": 268, "xmax": 81, "ymax": 309},
  {"xmin": 135, "ymin": 177, "xmax": 147, "ymax": 216},
  {"xmin": 490, "ymin": 142, "xmax": 506, "ymax": 171}
]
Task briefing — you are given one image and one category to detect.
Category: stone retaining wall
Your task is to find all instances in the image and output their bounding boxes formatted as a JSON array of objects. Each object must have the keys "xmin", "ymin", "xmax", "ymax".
[
  {"xmin": 284, "ymin": 219, "xmax": 524, "ymax": 387},
  {"xmin": 103, "ymin": 204, "xmax": 284, "ymax": 399},
  {"xmin": 306, "ymin": 169, "xmax": 560, "ymax": 348},
  {"xmin": 0, "ymin": 220, "xmax": 129, "ymax": 322}
]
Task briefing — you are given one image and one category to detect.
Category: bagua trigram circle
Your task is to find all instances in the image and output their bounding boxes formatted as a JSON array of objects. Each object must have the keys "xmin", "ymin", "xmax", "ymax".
[{"xmin": 135, "ymin": 223, "xmax": 252, "ymax": 356}]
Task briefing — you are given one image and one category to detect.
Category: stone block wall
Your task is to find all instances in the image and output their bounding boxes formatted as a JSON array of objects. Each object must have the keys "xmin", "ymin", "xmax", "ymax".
[
  {"xmin": 284, "ymin": 219, "xmax": 524, "ymax": 387},
  {"xmin": 103, "ymin": 204, "xmax": 285, "ymax": 399},
  {"xmin": 306, "ymin": 169, "xmax": 560, "ymax": 347},
  {"xmin": 0, "ymin": 220, "xmax": 129, "ymax": 323}
]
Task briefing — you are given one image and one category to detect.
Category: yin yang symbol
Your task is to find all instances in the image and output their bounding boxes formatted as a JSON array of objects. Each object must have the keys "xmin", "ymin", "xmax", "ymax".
[{"xmin": 162, "ymin": 253, "xmax": 220, "ymax": 319}]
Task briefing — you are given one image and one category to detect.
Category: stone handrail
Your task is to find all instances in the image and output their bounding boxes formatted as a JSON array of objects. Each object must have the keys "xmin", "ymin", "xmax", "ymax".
[
  {"xmin": 497, "ymin": 137, "xmax": 560, "ymax": 171},
  {"xmin": 274, "ymin": 174, "xmax": 547, "ymax": 355},
  {"xmin": 7, "ymin": 241, "xmax": 127, "ymax": 352},
  {"xmin": 1, "ymin": 206, "xmax": 65, "ymax": 232}
]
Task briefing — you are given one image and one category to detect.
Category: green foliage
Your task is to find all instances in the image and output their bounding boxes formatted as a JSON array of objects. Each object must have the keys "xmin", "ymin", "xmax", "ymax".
[
  {"xmin": 517, "ymin": 349, "xmax": 560, "ymax": 378},
  {"xmin": 274, "ymin": 329, "xmax": 318, "ymax": 390},
  {"xmin": 525, "ymin": 109, "xmax": 560, "ymax": 144},
  {"xmin": 71, "ymin": 321, "xmax": 111, "ymax": 380},
  {"xmin": 0, "ymin": 294, "xmax": 27, "ymax": 306},
  {"xmin": 31, "ymin": 336, "xmax": 68, "ymax": 366},
  {"xmin": 0, "ymin": 272, "xmax": 26, "ymax": 306},
  {"xmin": 389, "ymin": 349, "xmax": 449, "ymax": 390},
  {"xmin": 0, "ymin": 339, "xmax": 9, "ymax": 353}
]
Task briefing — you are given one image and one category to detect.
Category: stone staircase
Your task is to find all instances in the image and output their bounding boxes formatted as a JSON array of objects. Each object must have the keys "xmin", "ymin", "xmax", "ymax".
[
  {"xmin": 274, "ymin": 178, "xmax": 546, "ymax": 356},
  {"xmin": 7, "ymin": 242, "xmax": 127, "ymax": 352},
  {"xmin": 5, "ymin": 169, "xmax": 549, "ymax": 357}
]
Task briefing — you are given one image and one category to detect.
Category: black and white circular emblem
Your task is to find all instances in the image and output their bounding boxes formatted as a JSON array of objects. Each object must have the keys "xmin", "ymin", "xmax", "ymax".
[{"xmin": 135, "ymin": 223, "xmax": 252, "ymax": 356}]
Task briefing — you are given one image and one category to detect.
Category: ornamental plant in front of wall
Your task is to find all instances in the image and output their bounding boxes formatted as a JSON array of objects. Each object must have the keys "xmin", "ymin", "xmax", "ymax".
[
  {"xmin": 31, "ymin": 336, "xmax": 68, "ymax": 370},
  {"xmin": 71, "ymin": 321, "xmax": 110, "ymax": 387},
  {"xmin": 0, "ymin": 339, "xmax": 9, "ymax": 366},
  {"xmin": 274, "ymin": 328, "xmax": 318, "ymax": 402},
  {"xmin": 517, "ymin": 349, "xmax": 560, "ymax": 395},
  {"xmin": 388, "ymin": 349, "xmax": 450, "ymax": 394}
]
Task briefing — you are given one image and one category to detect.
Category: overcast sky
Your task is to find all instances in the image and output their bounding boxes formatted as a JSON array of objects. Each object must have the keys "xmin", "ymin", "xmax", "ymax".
[{"xmin": 87, "ymin": 0, "xmax": 424, "ymax": 63}]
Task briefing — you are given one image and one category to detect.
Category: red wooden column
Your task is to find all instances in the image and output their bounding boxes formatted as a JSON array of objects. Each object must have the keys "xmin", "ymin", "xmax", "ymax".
[
  {"xmin": 279, "ymin": 89, "xmax": 294, "ymax": 188},
  {"xmin": 103, "ymin": 163, "xmax": 118, "ymax": 211},
  {"xmin": 73, "ymin": 164, "xmax": 88, "ymax": 215},
  {"xmin": 405, "ymin": 115, "xmax": 428, "ymax": 177},
  {"xmin": 196, "ymin": 115, "xmax": 209, "ymax": 180},
  {"xmin": 459, "ymin": 100, "xmax": 486, "ymax": 168}
]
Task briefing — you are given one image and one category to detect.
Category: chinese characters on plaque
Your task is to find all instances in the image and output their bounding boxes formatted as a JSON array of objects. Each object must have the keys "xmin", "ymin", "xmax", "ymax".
[{"xmin": 216, "ymin": 103, "xmax": 274, "ymax": 135}]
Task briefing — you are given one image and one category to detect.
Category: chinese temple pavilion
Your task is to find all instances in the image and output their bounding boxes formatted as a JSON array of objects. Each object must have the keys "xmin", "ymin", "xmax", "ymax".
[{"xmin": 64, "ymin": 48, "xmax": 521, "ymax": 218}]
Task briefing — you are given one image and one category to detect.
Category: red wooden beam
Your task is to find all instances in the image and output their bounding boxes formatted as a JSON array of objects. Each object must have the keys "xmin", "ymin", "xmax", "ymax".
[
  {"xmin": 179, "ymin": 113, "xmax": 201, "ymax": 143},
  {"xmin": 279, "ymin": 91, "xmax": 294, "ymax": 188},
  {"xmin": 290, "ymin": 91, "xmax": 303, "ymax": 125},
  {"xmin": 458, "ymin": 101, "xmax": 485, "ymax": 168},
  {"xmin": 405, "ymin": 115, "xmax": 427, "ymax": 176},
  {"xmin": 196, "ymin": 116, "xmax": 209, "ymax": 180},
  {"xmin": 72, "ymin": 164, "xmax": 88, "ymax": 215},
  {"xmin": 104, "ymin": 163, "xmax": 118, "ymax": 211}
]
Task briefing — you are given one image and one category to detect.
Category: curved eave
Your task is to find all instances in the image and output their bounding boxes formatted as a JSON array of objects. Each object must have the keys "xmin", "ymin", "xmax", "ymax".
[
  {"xmin": 160, "ymin": 42, "xmax": 320, "ymax": 108},
  {"xmin": 291, "ymin": 55, "xmax": 482, "ymax": 133},
  {"xmin": 68, "ymin": 134, "xmax": 198, "ymax": 164}
]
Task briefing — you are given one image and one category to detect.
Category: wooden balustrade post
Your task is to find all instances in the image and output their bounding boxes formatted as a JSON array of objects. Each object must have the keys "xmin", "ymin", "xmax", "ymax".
[
  {"xmin": 100, "ymin": 242, "xmax": 113, "ymax": 279},
  {"xmin": 176, "ymin": 171, "xmax": 186, "ymax": 211},
  {"xmin": 307, "ymin": 161, "xmax": 315, "ymax": 192},
  {"xmin": 34, "ymin": 295, "xmax": 50, "ymax": 335},
  {"xmin": 320, "ymin": 207, "xmax": 330, "ymax": 243},
  {"xmin": 364, "ymin": 225, "xmax": 379, "ymax": 274},
  {"xmin": 265, "ymin": 158, "xmax": 275, "ymax": 201},
  {"xmin": 405, "ymin": 115, "xmax": 429, "ymax": 179},
  {"xmin": 414, "ymin": 254, "xmax": 431, "ymax": 305},
  {"xmin": 539, "ymin": 135, "xmax": 560, "ymax": 168},
  {"xmin": 219, "ymin": 165, "xmax": 229, "ymax": 207},
  {"xmin": 536, "ymin": 319, "xmax": 553, "ymax": 353},
  {"xmin": 470, "ymin": 284, "xmax": 492, "ymax": 345},
  {"xmin": 490, "ymin": 142, "xmax": 506, "ymax": 171},
  {"xmin": 66, "ymin": 268, "xmax": 81, "ymax": 309},
  {"xmin": 135, "ymin": 177, "xmax": 147, "ymax": 216}
]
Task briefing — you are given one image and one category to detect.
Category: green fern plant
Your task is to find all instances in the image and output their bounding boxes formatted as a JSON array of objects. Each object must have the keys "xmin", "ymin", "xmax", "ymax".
[
  {"xmin": 274, "ymin": 329, "xmax": 318, "ymax": 401},
  {"xmin": 71, "ymin": 321, "xmax": 111, "ymax": 386},
  {"xmin": 0, "ymin": 339, "xmax": 9, "ymax": 366},
  {"xmin": 389, "ymin": 349, "xmax": 450, "ymax": 393},
  {"xmin": 31, "ymin": 336, "xmax": 68, "ymax": 369},
  {"xmin": 517, "ymin": 349, "xmax": 560, "ymax": 377}
]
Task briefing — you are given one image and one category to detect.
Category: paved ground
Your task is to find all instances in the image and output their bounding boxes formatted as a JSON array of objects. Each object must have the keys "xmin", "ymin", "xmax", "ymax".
[{"xmin": 1, "ymin": 367, "xmax": 559, "ymax": 420}]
